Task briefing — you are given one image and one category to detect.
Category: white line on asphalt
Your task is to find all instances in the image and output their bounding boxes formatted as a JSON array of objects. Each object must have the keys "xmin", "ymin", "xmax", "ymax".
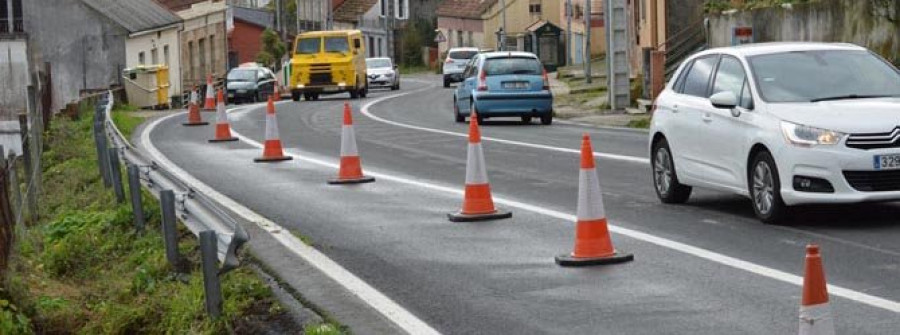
[
  {"xmin": 222, "ymin": 96, "xmax": 900, "ymax": 314},
  {"xmin": 358, "ymin": 82, "xmax": 651, "ymax": 165},
  {"xmin": 142, "ymin": 113, "xmax": 442, "ymax": 335}
]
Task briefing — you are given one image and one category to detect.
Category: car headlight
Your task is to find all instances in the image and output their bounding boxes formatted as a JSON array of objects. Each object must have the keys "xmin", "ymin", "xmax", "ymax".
[
  {"xmin": 385, "ymin": 73, "xmax": 394, "ymax": 78},
  {"xmin": 780, "ymin": 121, "xmax": 844, "ymax": 147}
]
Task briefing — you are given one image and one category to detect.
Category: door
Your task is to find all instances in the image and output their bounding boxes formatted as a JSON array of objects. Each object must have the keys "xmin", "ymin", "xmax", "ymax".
[
  {"xmin": 702, "ymin": 56, "xmax": 756, "ymax": 190},
  {"xmin": 572, "ymin": 33, "xmax": 584, "ymax": 65},
  {"xmin": 456, "ymin": 58, "xmax": 479, "ymax": 113},
  {"xmin": 668, "ymin": 55, "xmax": 719, "ymax": 182}
]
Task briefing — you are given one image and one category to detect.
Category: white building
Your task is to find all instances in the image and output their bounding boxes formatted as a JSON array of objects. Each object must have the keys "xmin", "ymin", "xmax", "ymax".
[{"xmin": 82, "ymin": 0, "xmax": 183, "ymax": 102}]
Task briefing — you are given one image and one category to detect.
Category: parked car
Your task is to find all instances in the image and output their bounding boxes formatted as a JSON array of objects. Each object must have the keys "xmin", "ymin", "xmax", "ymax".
[
  {"xmin": 443, "ymin": 47, "xmax": 480, "ymax": 87},
  {"xmin": 649, "ymin": 42, "xmax": 900, "ymax": 223},
  {"xmin": 453, "ymin": 51, "xmax": 553, "ymax": 125},
  {"xmin": 226, "ymin": 63, "xmax": 277, "ymax": 103},
  {"xmin": 366, "ymin": 57, "xmax": 399, "ymax": 90}
]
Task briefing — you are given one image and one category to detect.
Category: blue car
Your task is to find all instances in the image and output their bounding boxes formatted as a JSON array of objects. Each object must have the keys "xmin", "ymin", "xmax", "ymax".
[{"xmin": 453, "ymin": 51, "xmax": 553, "ymax": 125}]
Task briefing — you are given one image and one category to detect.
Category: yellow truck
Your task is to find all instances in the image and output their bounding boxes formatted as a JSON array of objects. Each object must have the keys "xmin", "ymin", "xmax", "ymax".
[{"xmin": 290, "ymin": 30, "xmax": 368, "ymax": 101}]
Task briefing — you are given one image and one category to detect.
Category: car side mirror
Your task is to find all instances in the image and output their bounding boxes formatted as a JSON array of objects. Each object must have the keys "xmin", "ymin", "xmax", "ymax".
[
  {"xmin": 393, "ymin": 65, "xmax": 398, "ymax": 70},
  {"xmin": 710, "ymin": 91, "xmax": 739, "ymax": 115}
]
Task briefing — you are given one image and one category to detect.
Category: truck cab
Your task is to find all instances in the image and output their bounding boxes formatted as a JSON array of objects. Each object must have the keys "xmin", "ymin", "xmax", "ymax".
[{"xmin": 290, "ymin": 30, "xmax": 368, "ymax": 101}]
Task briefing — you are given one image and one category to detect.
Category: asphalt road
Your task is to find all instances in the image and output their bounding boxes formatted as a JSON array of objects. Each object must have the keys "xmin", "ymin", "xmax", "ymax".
[{"xmin": 147, "ymin": 74, "xmax": 900, "ymax": 334}]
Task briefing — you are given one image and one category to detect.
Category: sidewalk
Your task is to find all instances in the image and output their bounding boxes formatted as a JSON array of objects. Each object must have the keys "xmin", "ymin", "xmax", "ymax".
[{"xmin": 550, "ymin": 59, "xmax": 649, "ymax": 129}]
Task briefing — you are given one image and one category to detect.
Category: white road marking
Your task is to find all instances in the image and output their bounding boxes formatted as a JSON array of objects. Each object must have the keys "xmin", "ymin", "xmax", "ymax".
[
  {"xmin": 229, "ymin": 95, "xmax": 900, "ymax": 314},
  {"xmin": 358, "ymin": 82, "xmax": 650, "ymax": 165},
  {"xmin": 142, "ymin": 112, "xmax": 442, "ymax": 335}
]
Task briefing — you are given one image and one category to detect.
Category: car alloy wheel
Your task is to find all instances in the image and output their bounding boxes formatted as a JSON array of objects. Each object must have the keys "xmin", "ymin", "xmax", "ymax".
[
  {"xmin": 752, "ymin": 161, "xmax": 775, "ymax": 215},
  {"xmin": 654, "ymin": 148, "xmax": 673, "ymax": 196},
  {"xmin": 651, "ymin": 138, "xmax": 691, "ymax": 203}
]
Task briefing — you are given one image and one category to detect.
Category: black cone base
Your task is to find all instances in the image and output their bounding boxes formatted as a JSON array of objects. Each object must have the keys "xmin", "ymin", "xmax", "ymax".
[
  {"xmin": 327, "ymin": 176, "xmax": 376, "ymax": 185},
  {"xmin": 555, "ymin": 252, "xmax": 634, "ymax": 267},
  {"xmin": 447, "ymin": 209, "xmax": 512, "ymax": 222}
]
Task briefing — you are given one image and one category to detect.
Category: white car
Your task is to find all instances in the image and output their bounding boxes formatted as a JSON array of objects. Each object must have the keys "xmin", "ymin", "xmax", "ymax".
[
  {"xmin": 442, "ymin": 47, "xmax": 480, "ymax": 87},
  {"xmin": 366, "ymin": 57, "xmax": 399, "ymax": 90},
  {"xmin": 649, "ymin": 42, "xmax": 900, "ymax": 223}
]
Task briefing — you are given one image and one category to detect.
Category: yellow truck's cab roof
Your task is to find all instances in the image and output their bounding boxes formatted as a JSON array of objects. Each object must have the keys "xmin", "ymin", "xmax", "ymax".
[{"xmin": 297, "ymin": 30, "xmax": 362, "ymax": 38}]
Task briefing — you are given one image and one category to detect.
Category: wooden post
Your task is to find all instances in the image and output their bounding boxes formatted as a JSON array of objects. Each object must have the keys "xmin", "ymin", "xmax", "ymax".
[
  {"xmin": 0, "ymin": 145, "xmax": 13, "ymax": 273},
  {"xmin": 17, "ymin": 114, "xmax": 32, "ymax": 225}
]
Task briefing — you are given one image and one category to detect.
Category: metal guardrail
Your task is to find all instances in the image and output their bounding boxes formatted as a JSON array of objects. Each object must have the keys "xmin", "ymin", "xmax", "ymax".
[{"xmin": 97, "ymin": 91, "xmax": 248, "ymax": 273}]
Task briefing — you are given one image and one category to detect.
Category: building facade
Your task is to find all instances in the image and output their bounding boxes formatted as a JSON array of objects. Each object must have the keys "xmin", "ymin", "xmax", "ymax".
[
  {"xmin": 229, "ymin": 6, "xmax": 274, "ymax": 65},
  {"xmin": 435, "ymin": 0, "xmax": 489, "ymax": 55},
  {"xmin": 177, "ymin": 0, "xmax": 230, "ymax": 90}
]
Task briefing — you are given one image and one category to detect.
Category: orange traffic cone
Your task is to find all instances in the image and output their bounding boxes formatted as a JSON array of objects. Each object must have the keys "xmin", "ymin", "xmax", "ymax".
[
  {"xmin": 448, "ymin": 111, "xmax": 511, "ymax": 222},
  {"xmin": 555, "ymin": 134, "xmax": 633, "ymax": 266},
  {"xmin": 272, "ymin": 83, "xmax": 281, "ymax": 102},
  {"xmin": 209, "ymin": 89, "xmax": 238, "ymax": 142},
  {"xmin": 203, "ymin": 74, "xmax": 216, "ymax": 111},
  {"xmin": 182, "ymin": 89, "xmax": 208, "ymax": 126},
  {"xmin": 799, "ymin": 244, "xmax": 835, "ymax": 335},
  {"xmin": 254, "ymin": 97, "xmax": 293, "ymax": 162},
  {"xmin": 328, "ymin": 103, "xmax": 374, "ymax": 184}
]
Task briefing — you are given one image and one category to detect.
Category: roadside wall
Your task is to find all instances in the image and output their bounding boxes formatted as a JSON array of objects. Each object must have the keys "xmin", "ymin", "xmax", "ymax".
[{"xmin": 708, "ymin": 0, "xmax": 900, "ymax": 62}]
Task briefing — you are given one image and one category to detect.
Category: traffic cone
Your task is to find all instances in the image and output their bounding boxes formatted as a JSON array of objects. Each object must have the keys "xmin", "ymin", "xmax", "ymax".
[
  {"xmin": 799, "ymin": 244, "xmax": 835, "ymax": 335},
  {"xmin": 254, "ymin": 97, "xmax": 293, "ymax": 162},
  {"xmin": 203, "ymin": 74, "xmax": 216, "ymax": 111},
  {"xmin": 209, "ymin": 89, "xmax": 238, "ymax": 142},
  {"xmin": 555, "ymin": 134, "xmax": 633, "ymax": 266},
  {"xmin": 447, "ymin": 111, "xmax": 511, "ymax": 222},
  {"xmin": 182, "ymin": 89, "xmax": 208, "ymax": 126},
  {"xmin": 328, "ymin": 103, "xmax": 374, "ymax": 184},
  {"xmin": 272, "ymin": 84, "xmax": 281, "ymax": 102}
]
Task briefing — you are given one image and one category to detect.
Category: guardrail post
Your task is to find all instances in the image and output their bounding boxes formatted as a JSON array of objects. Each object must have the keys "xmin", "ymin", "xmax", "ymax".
[
  {"xmin": 108, "ymin": 148, "xmax": 125, "ymax": 203},
  {"xmin": 127, "ymin": 165, "xmax": 145, "ymax": 233},
  {"xmin": 200, "ymin": 230, "xmax": 223, "ymax": 319},
  {"xmin": 93, "ymin": 113, "xmax": 112, "ymax": 188},
  {"xmin": 18, "ymin": 114, "xmax": 33, "ymax": 224},
  {"xmin": 160, "ymin": 190, "xmax": 184, "ymax": 272}
]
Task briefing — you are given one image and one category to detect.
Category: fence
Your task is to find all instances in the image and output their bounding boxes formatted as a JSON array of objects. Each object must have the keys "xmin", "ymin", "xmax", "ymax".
[{"xmin": 87, "ymin": 91, "xmax": 249, "ymax": 319}]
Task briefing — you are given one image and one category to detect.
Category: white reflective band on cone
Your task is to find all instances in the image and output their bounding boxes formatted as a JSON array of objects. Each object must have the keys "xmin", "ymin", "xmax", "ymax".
[
  {"xmin": 340, "ymin": 125, "xmax": 359, "ymax": 156},
  {"xmin": 191, "ymin": 91, "xmax": 198, "ymax": 104},
  {"xmin": 265, "ymin": 113, "xmax": 279, "ymax": 140},
  {"xmin": 216, "ymin": 103, "xmax": 227, "ymax": 124},
  {"xmin": 576, "ymin": 168, "xmax": 606, "ymax": 220},
  {"xmin": 465, "ymin": 143, "xmax": 488, "ymax": 184},
  {"xmin": 799, "ymin": 303, "xmax": 835, "ymax": 335}
]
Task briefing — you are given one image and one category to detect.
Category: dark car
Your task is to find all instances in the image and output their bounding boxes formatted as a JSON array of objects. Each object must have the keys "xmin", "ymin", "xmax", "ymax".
[{"xmin": 226, "ymin": 64, "xmax": 277, "ymax": 103}]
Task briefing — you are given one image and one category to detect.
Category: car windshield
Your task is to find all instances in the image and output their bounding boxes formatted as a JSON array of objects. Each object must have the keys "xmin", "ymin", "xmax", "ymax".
[
  {"xmin": 449, "ymin": 50, "xmax": 478, "ymax": 60},
  {"xmin": 227, "ymin": 69, "xmax": 256, "ymax": 82},
  {"xmin": 484, "ymin": 57, "xmax": 543, "ymax": 76},
  {"xmin": 296, "ymin": 38, "xmax": 320, "ymax": 54},
  {"xmin": 325, "ymin": 37, "xmax": 350, "ymax": 54},
  {"xmin": 366, "ymin": 59, "xmax": 392, "ymax": 68},
  {"xmin": 748, "ymin": 50, "xmax": 900, "ymax": 103}
]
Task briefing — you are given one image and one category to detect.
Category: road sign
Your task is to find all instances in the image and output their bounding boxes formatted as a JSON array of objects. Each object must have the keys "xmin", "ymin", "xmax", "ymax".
[{"xmin": 434, "ymin": 31, "xmax": 446, "ymax": 43}]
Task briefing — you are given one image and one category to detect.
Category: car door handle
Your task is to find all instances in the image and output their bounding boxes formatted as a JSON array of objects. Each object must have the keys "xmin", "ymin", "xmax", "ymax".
[
  {"xmin": 702, "ymin": 113, "xmax": 713, "ymax": 123},
  {"xmin": 672, "ymin": 105, "xmax": 679, "ymax": 113}
]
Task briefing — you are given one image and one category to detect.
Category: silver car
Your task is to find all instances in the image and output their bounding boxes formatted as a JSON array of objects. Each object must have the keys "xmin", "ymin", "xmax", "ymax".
[{"xmin": 365, "ymin": 58, "xmax": 400, "ymax": 91}]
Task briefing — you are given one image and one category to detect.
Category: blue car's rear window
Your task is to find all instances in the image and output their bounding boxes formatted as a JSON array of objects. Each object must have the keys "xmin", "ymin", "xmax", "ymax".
[{"xmin": 484, "ymin": 57, "xmax": 542, "ymax": 76}]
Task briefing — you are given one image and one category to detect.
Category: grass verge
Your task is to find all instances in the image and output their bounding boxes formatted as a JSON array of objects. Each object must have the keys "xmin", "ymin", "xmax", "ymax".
[
  {"xmin": 0, "ymin": 103, "xmax": 286, "ymax": 334},
  {"xmin": 627, "ymin": 117, "xmax": 651, "ymax": 129}
]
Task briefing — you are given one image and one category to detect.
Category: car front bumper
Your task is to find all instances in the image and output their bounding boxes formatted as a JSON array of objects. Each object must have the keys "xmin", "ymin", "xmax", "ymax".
[
  {"xmin": 776, "ymin": 143, "xmax": 900, "ymax": 205},
  {"xmin": 226, "ymin": 89, "xmax": 256, "ymax": 100},
  {"xmin": 367, "ymin": 75, "xmax": 396, "ymax": 87}
]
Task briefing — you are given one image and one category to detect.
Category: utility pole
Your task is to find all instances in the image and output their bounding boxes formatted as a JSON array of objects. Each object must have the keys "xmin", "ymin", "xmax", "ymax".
[
  {"xmin": 566, "ymin": 0, "xmax": 572, "ymax": 65},
  {"xmin": 584, "ymin": 0, "xmax": 592, "ymax": 84},
  {"xmin": 500, "ymin": 0, "xmax": 507, "ymax": 51}
]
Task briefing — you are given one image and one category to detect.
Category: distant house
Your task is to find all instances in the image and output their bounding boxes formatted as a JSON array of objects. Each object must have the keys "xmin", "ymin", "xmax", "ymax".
[
  {"xmin": 435, "ymin": 0, "xmax": 492, "ymax": 55},
  {"xmin": 229, "ymin": 6, "xmax": 274, "ymax": 66},
  {"xmin": 332, "ymin": 0, "xmax": 389, "ymax": 59},
  {"xmin": 175, "ymin": 0, "xmax": 230, "ymax": 90},
  {"xmin": 81, "ymin": 0, "xmax": 184, "ymax": 103}
]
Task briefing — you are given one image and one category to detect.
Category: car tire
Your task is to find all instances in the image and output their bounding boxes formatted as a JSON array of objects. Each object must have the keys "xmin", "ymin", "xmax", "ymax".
[
  {"xmin": 521, "ymin": 116, "xmax": 532, "ymax": 124},
  {"xmin": 652, "ymin": 138, "xmax": 692, "ymax": 204},
  {"xmin": 470, "ymin": 101, "xmax": 484, "ymax": 124},
  {"xmin": 350, "ymin": 90, "xmax": 359, "ymax": 99},
  {"xmin": 454, "ymin": 99, "xmax": 464, "ymax": 123},
  {"xmin": 303, "ymin": 93, "xmax": 312, "ymax": 101},
  {"xmin": 291, "ymin": 92, "xmax": 300, "ymax": 101},
  {"xmin": 749, "ymin": 150, "xmax": 789, "ymax": 224},
  {"xmin": 540, "ymin": 115, "xmax": 552, "ymax": 125},
  {"xmin": 443, "ymin": 76, "xmax": 450, "ymax": 88},
  {"xmin": 312, "ymin": 94, "xmax": 320, "ymax": 101}
]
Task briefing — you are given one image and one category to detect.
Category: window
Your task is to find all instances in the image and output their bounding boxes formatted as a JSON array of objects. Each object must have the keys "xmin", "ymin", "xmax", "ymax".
[
  {"xmin": 457, "ymin": 30, "xmax": 463, "ymax": 47},
  {"xmin": 151, "ymin": 48, "xmax": 158, "ymax": 64},
  {"xmin": 448, "ymin": 50, "xmax": 478, "ymax": 60},
  {"xmin": 712, "ymin": 56, "xmax": 751, "ymax": 108},
  {"xmin": 353, "ymin": 38, "xmax": 361, "ymax": 49},
  {"xmin": 377, "ymin": 38, "xmax": 382, "ymax": 57},
  {"xmin": 198, "ymin": 38, "xmax": 206, "ymax": 75},
  {"xmin": 163, "ymin": 45, "xmax": 170, "ymax": 65},
  {"xmin": 138, "ymin": 52, "xmax": 145, "ymax": 65},
  {"xmin": 679, "ymin": 56, "xmax": 718, "ymax": 97},
  {"xmin": 188, "ymin": 41, "xmax": 194, "ymax": 82},
  {"xmin": 209, "ymin": 36, "xmax": 215, "ymax": 73},
  {"xmin": 467, "ymin": 31, "xmax": 473, "ymax": 47},
  {"xmin": 529, "ymin": 0, "xmax": 541, "ymax": 15},
  {"xmin": 325, "ymin": 37, "xmax": 350, "ymax": 53},
  {"xmin": 369, "ymin": 36, "xmax": 375, "ymax": 57},
  {"xmin": 296, "ymin": 38, "xmax": 321, "ymax": 54},
  {"xmin": 484, "ymin": 57, "xmax": 543, "ymax": 76}
]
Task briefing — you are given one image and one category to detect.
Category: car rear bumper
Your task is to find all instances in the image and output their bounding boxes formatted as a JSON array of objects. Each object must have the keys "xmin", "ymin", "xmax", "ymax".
[
  {"xmin": 291, "ymin": 85, "xmax": 353, "ymax": 94},
  {"xmin": 467, "ymin": 91, "xmax": 552, "ymax": 116}
]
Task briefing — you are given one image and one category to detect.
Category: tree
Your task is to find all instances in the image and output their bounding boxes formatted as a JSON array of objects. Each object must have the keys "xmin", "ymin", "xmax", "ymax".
[
  {"xmin": 266, "ymin": 0, "xmax": 299, "ymax": 36},
  {"xmin": 258, "ymin": 29, "xmax": 287, "ymax": 70}
]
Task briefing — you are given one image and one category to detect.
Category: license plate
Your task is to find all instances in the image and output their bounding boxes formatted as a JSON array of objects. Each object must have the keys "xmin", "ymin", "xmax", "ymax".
[
  {"xmin": 874, "ymin": 154, "xmax": 900, "ymax": 170},
  {"xmin": 237, "ymin": 89, "xmax": 247, "ymax": 94},
  {"xmin": 227, "ymin": 93, "xmax": 234, "ymax": 98},
  {"xmin": 502, "ymin": 82, "xmax": 529, "ymax": 89},
  {"xmin": 324, "ymin": 87, "xmax": 339, "ymax": 92}
]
